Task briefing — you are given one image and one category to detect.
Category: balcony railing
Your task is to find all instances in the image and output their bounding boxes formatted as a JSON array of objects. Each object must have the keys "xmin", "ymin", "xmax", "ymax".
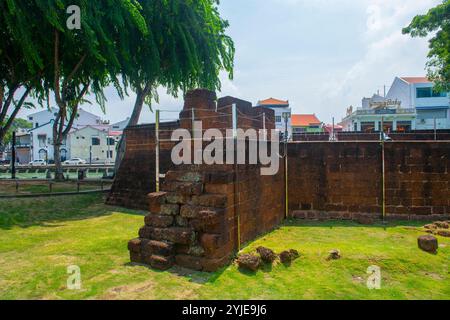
[{"xmin": 350, "ymin": 108, "xmax": 416, "ymax": 116}]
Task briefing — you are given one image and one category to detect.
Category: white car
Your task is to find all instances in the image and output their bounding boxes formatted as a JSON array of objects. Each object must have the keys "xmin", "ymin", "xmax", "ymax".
[
  {"xmin": 64, "ymin": 158, "xmax": 87, "ymax": 165},
  {"xmin": 29, "ymin": 159, "xmax": 47, "ymax": 166}
]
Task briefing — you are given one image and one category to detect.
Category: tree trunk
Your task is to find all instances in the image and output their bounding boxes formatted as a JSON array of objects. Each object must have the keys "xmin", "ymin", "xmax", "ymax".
[
  {"xmin": 113, "ymin": 84, "xmax": 150, "ymax": 174},
  {"xmin": 53, "ymin": 116, "xmax": 65, "ymax": 181},
  {"xmin": 53, "ymin": 142, "xmax": 64, "ymax": 180}
]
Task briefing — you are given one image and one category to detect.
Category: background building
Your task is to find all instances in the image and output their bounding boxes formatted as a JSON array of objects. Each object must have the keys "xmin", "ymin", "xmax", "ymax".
[
  {"xmin": 340, "ymin": 97, "xmax": 417, "ymax": 133},
  {"xmin": 386, "ymin": 77, "xmax": 449, "ymax": 130},
  {"xmin": 26, "ymin": 108, "xmax": 125, "ymax": 162},
  {"xmin": 68, "ymin": 126, "xmax": 120, "ymax": 164},
  {"xmin": 340, "ymin": 76, "xmax": 449, "ymax": 132},
  {"xmin": 256, "ymin": 98, "xmax": 292, "ymax": 139},
  {"xmin": 291, "ymin": 114, "xmax": 324, "ymax": 134},
  {"xmin": 110, "ymin": 117, "xmax": 130, "ymax": 131}
]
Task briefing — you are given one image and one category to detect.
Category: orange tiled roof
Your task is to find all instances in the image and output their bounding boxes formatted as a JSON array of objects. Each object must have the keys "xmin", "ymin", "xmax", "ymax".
[
  {"xmin": 400, "ymin": 77, "xmax": 431, "ymax": 84},
  {"xmin": 258, "ymin": 98, "xmax": 289, "ymax": 106},
  {"xmin": 292, "ymin": 114, "xmax": 322, "ymax": 127}
]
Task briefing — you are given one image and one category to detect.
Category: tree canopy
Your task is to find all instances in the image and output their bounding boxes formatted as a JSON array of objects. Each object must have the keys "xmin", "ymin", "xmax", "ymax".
[
  {"xmin": 403, "ymin": 0, "xmax": 450, "ymax": 91},
  {"xmin": 1, "ymin": 0, "xmax": 235, "ymax": 178},
  {"xmin": 117, "ymin": 0, "xmax": 235, "ymax": 125},
  {"xmin": 2, "ymin": 118, "xmax": 32, "ymax": 147}
]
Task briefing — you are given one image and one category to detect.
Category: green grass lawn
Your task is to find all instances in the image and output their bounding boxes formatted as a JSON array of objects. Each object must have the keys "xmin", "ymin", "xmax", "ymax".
[{"xmin": 0, "ymin": 194, "xmax": 449, "ymax": 300}]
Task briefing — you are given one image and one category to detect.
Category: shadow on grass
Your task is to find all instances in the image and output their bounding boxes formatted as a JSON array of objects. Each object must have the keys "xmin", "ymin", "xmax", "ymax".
[
  {"xmin": 125, "ymin": 261, "xmax": 230, "ymax": 285},
  {"xmin": 0, "ymin": 193, "xmax": 146, "ymax": 230}
]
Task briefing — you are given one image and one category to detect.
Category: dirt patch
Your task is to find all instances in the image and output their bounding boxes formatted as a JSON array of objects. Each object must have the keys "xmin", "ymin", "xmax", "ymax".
[{"xmin": 100, "ymin": 280, "xmax": 157, "ymax": 300}]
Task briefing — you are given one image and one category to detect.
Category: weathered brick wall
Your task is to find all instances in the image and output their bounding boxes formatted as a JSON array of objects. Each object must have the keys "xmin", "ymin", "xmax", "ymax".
[
  {"xmin": 108, "ymin": 90, "xmax": 275, "ymax": 210},
  {"xmin": 234, "ymin": 164, "xmax": 285, "ymax": 244},
  {"xmin": 289, "ymin": 141, "xmax": 450, "ymax": 220},
  {"xmin": 128, "ymin": 163, "xmax": 285, "ymax": 272},
  {"xmin": 293, "ymin": 131, "xmax": 450, "ymax": 142},
  {"xmin": 338, "ymin": 131, "xmax": 450, "ymax": 141},
  {"xmin": 106, "ymin": 122, "xmax": 179, "ymax": 209},
  {"xmin": 127, "ymin": 89, "xmax": 284, "ymax": 271}
]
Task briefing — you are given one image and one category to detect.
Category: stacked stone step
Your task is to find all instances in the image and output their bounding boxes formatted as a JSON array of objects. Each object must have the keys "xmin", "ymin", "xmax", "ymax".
[{"xmin": 128, "ymin": 169, "xmax": 234, "ymax": 272}]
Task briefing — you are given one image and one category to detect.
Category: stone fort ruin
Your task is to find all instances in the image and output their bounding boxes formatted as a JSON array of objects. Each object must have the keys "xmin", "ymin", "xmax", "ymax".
[{"xmin": 108, "ymin": 89, "xmax": 450, "ymax": 271}]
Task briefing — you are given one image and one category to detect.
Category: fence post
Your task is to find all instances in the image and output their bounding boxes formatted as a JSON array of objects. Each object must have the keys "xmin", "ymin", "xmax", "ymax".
[
  {"xmin": 155, "ymin": 109, "xmax": 160, "ymax": 193},
  {"xmin": 381, "ymin": 141, "xmax": 386, "ymax": 222},
  {"xmin": 11, "ymin": 131, "xmax": 16, "ymax": 180},
  {"xmin": 434, "ymin": 117, "xmax": 437, "ymax": 141},
  {"xmin": 191, "ymin": 108, "xmax": 196, "ymax": 136},
  {"xmin": 285, "ymin": 142, "xmax": 289, "ymax": 220},
  {"xmin": 262, "ymin": 112, "xmax": 267, "ymax": 141},
  {"xmin": 232, "ymin": 104, "xmax": 241, "ymax": 251}
]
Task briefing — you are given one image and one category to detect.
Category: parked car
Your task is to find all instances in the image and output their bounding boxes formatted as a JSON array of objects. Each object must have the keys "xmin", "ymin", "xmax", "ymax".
[
  {"xmin": 64, "ymin": 158, "xmax": 87, "ymax": 165},
  {"xmin": 29, "ymin": 159, "xmax": 47, "ymax": 166}
]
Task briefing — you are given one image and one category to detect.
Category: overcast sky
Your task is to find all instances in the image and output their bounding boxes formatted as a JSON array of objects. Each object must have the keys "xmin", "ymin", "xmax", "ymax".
[{"xmin": 18, "ymin": 0, "xmax": 440, "ymax": 125}]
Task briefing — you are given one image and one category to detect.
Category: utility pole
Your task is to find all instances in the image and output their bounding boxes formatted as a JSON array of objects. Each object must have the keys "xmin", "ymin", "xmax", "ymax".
[
  {"xmin": 434, "ymin": 117, "xmax": 437, "ymax": 141},
  {"xmin": 282, "ymin": 112, "xmax": 290, "ymax": 142},
  {"xmin": 330, "ymin": 117, "xmax": 337, "ymax": 142},
  {"xmin": 155, "ymin": 109, "xmax": 160, "ymax": 192},
  {"xmin": 11, "ymin": 131, "xmax": 16, "ymax": 179}
]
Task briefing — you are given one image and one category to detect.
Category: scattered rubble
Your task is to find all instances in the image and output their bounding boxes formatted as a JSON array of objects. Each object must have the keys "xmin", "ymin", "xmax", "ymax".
[
  {"xmin": 237, "ymin": 254, "xmax": 261, "ymax": 272},
  {"xmin": 437, "ymin": 230, "xmax": 450, "ymax": 238},
  {"xmin": 434, "ymin": 221, "xmax": 449, "ymax": 229},
  {"xmin": 422, "ymin": 222, "xmax": 450, "ymax": 238},
  {"xmin": 279, "ymin": 251, "xmax": 293, "ymax": 264},
  {"xmin": 327, "ymin": 249, "xmax": 341, "ymax": 261},
  {"xmin": 418, "ymin": 235, "xmax": 438, "ymax": 253},
  {"xmin": 256, "ymin": 246, "xmax": 277, "ymax": 263},
  {"xmin": 289, "ymin": 249, "xmax": 300, "ymax": 259}
]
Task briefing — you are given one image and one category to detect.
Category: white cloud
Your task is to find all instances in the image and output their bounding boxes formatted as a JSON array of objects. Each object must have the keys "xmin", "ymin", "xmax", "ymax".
[{"xmin": 319, "ymin": 0, "xmax": 439, "ymax": 120}]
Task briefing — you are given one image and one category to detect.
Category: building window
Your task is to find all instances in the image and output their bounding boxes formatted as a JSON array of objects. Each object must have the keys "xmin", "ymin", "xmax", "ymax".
[
  {"xmin": 60, "ymin": 149, "xmax": 68, "ymax": 162},
  {"xmin": 35, "ymin": 123, "xmax": 39, "ymax": 128},
  {"xmin": 107, "ymin": 150, "xmax": 113, "ymax": 159},
  {"xmin": 378, "ymin": 121, "xmax": 393, "ymax": 133},
  {"xmin": 275, "ymin": 116, "xmax": 282, "ymax": 123},
  {"xmin": 293, "ymin": 127, "xmax": 306, "ymax": 134},
  {"xmin": 107, "ymin": 138, "xmax": 115, "ymax": 146},
  {"xmin": 417, "ymin": 87, "xmax": 447, "ymax": 98},
  {"xmin": 397, "ymin": 121, "xmax": 412, "ymax": 132},
  {"xmin": 38, "ymin": 135, "xmax": 46, "ymax": 147},
  {"xmin": 91, "ymin": 137, "xmax": 101, "ymax": 146},
  {"xmin": 361, "ymin": 122, "xmax": 375, "ymax": 133},
  {"xmin": 38, "ymin": 149, "xmax": 47, "ymax": 160}
]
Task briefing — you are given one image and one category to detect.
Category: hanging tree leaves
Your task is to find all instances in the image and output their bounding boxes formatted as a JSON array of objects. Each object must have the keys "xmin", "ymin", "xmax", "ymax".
[
  {"xmin": 403, "ymin": 0, "xmax": 450, "ymax": 91},
  {"xmin": 1, "ymin": 0, "xmax": 235, "ymax": 178}
]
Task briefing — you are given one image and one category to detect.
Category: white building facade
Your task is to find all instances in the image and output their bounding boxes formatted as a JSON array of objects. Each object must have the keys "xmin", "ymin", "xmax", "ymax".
[
  {"xmin": 256, "ymin": 98, "xmax": 292, "ymax": 139},
  {"xmin": 386, "ymin": 77, "xmax": 449, "ymax": 130},
  {"xmin": 68, "ymin": 126, "xmax": 121, "ymax": 164},
  {"xmin": 27, "ymin": 108, "xmax": 104, "ymax": 162},
  {"xmin": 342, "ymin": 77, "xmax": 449, "ymax": 132}
]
